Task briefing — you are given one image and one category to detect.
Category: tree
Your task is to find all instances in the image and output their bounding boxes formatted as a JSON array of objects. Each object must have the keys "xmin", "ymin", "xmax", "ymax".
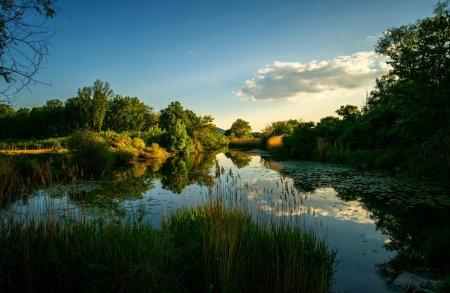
[
  {"xmin": 0, "ymin": 0, "xmax": 58, "ymax": 103},
  {"xmin": 66, "ymin": 80, "xmax": 114, "ymax": 132},
  {"xmin": 91, "ymin": 79, "xmax": 114, "ymax": 132},
  {"xmin": 104, "ymin": 95, "xmax": 157, "ymax": 133},
  {"xmin": 229, "ymin": 118, "xmax": 252, "ymax": 138},
  {"xmin": 373, "ymin": 0, "xmax": 450, "ymax": 143},
  {"xmin": 159, "ymin": 101, "xmax": 189, "ymax": 131},
  {"xmin": 160, "ymin": 120, "xmax": 194, "ymax": 155},
  {"xmin": 335, "ymin": 105, "xmax": 361, "ymax": 122}
]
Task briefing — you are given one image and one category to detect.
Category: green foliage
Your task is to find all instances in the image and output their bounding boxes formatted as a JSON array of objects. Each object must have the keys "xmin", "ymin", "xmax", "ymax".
[
  {"xmin": 147, "ymin": 126, "xmax": 166, "ymax": 145},
  {"xmin": 105, "ymin": 95, "xmax": 157, "ymax": 133},
  {"xmin": 160, "ymin": 121, "xmax": 194, "ymax": 155},
  {"xmin": 259, "ymin": 120, "xmax": 298, "ymax": 148},
  {"xmin": 229, "ymin": 118, "xmax": 252, "ymax": 138},
  {"xmin": 113, "ymin": 148, "xmax": 139, "ymax": 164},
  {"xmin": 131, "ymin": 137, "xmax": 146, "ymax": 149},
  {"xmin": 66, "ymin": 130, "xmax": 114, "ymax": 170},
  {"xmin": 372, "ymin": 1, "xmax": 450, "ymax": 144}
]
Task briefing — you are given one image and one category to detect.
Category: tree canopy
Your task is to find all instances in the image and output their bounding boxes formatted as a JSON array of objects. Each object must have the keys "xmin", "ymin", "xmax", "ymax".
[{"xmin": 229, "ymin": 118, "xmax": 252, "ymax": 138}]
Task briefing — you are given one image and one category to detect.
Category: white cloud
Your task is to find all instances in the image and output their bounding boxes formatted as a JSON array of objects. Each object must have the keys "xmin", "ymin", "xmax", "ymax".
[{"xmin": 236, "ymin": 52, "xmax": 390, "ymax": 101}]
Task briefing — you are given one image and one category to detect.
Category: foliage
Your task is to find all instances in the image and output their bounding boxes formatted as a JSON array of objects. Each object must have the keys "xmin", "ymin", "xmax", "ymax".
[
  {"xmin": 105, "ymin": 95, "xmax": 157, "ymax": 133},
  {"xmin": 112, "ymin": 147, "xmax": 139, "ymax": 164},
  {"xmin": 225, "ymin": 151, "xmax": 252, "ymax": 169},
  {"xmin": 160, "ymin": 121, "xmax": 194, "ymax": 155},
  {"xmin": 147, "ymin": 126, "xmax": 166, "ymax": 145},
  {"xmin": 373, "ymin": 1, "xmax": 450, "ymax": 144},
  {"xmin": 131, "ymin": 137, "xmax": 146, "ymax": 149},
  {"xmin": 259, "ymin": 120, "xmax": 298, "ymax": 148},
  {"xmin": 66, "ymin": 130, "xmax": 114, "ymax": 170},
  {"xmin": 229, "ymin": 118, "xmax": 252, "ymax": 138}
]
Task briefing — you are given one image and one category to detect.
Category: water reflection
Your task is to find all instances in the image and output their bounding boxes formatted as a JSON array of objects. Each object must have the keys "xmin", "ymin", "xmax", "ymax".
[
  {"xmin": 4, "ymin": 150, "xmax": 450, "ymax": 293},
  {"xmin": 225, "ymin": 150, "xmax": 252, "ymax": 168}
]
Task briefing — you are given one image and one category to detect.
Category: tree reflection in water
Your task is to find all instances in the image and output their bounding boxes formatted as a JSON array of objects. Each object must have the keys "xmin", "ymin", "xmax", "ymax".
[{"xmin": 225, "ymin": 150, "xmax": 252, "ymax": 169}]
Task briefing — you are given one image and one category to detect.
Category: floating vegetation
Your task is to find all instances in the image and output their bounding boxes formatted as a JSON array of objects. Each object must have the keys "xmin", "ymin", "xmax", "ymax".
[{"xmin": 266, "ymin": 160, "xmax": 450, "ymax": 209}]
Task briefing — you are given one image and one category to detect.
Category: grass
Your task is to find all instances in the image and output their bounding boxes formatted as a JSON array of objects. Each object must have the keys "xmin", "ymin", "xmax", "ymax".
[
  {"xmin": 0, "ymin": 148, "xmax": 68, "ymax": 154},
  {"xmin": 228, "ymin": 138, "xmax": 261, "ymax": 150},
  {"xmin": 0, "ymin": 161, "xmax": 337, "ymax": 293},
  {"xmin": 267, "ymin": 135, "xmax": 284, "ymax": 155}
]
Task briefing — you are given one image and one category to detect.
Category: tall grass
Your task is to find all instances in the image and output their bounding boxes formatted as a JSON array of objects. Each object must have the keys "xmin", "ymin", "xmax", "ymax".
[
  {"xmin": 0, "ymin": 162, "xmax": 337, "ymax": 293},
  {"xmin": 267, "ymin": 135, "xmax": 284, "ymax": 155},
  {"xmin": 228, "ymin": 138, "xmax": 261, "ymax": 150}
]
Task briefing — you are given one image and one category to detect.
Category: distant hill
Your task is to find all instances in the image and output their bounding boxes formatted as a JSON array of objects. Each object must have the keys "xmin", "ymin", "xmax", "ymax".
[{"xmin": 216, "ymin": 127, "xmax": 226, "ymax": 134}]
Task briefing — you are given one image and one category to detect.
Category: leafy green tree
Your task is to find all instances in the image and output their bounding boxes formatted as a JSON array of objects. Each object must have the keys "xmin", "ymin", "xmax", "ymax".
[
  {"xmin": 283, "ymin": 121, "xmax": 316, "ymax": 159},
  {"xmin": 65, "ymin": 80, "xmax": 114, "ymax": 132},
  {"xmin": 91, "ymin": 80, "xmax": 114, "ymax": 132},
  {"xmin": 260, "ymin": 120, "xmax": 298, "ymax": 147},
  {"xmin": 160, "ymin": 120, "xmax": 194, "ymax": 155},
  {"xmin": 373, "ymin": 0, "xmax": 450, "ymax": 143},
  {"xmin": 0, "ymin": 104, "xmax": 15, "ymax": 138},
  {"xmin": 105, "ymin": 95, "xmax": 157, "ymax": 132},
  {"xmin": 29, "ymin": 99, "xmax": 66, "ymax": 138},
  {"xmin": 229, "ymin": 118, "xmax": 252, "ymax": 138},
  {"xmin": 159, "ymin": 101, "xmax": 189, "ymax": 131},
  {"xmin": 335, "ymin": 105, "xmax": 361, "ymax": 122}
]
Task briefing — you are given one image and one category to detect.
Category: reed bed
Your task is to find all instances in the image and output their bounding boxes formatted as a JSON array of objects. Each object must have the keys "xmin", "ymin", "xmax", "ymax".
[
  {"xmin": 228, "ymin": 138, "xmax": 261, "ymax": 150},
  {"xmin": 0, "ymin": 161, "xmax": 337, "ymax": 293},
  {"xmin": 267, "ymin": 135, "xmax": 284, "ymax": 155}
]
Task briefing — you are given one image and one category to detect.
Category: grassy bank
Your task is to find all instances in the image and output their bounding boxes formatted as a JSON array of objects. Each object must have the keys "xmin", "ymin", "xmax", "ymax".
[{"xmin": 0, "ymin": 168, "xmax": 337, "ymax": 293}]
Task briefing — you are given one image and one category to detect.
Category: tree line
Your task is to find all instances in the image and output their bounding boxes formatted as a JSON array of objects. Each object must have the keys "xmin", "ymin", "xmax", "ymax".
[
  {"xmin": 258, "ymin": 2, "xmax": 450, "ymax": 178},
  {"xmin": 0, "ymin": 80, "xmax": 228, "ymax": 154}
]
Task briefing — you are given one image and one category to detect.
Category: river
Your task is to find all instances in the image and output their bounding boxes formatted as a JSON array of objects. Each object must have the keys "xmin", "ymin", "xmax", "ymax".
[{"xmin": 6, "ymin": 150, "xmax": 450, "ymax": 292}]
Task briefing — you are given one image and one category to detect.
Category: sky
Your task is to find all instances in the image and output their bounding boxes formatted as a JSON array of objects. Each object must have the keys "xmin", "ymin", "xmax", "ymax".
[{"xmin": 10, "ymin": 0, "xmax": 437, "ymax": 131}]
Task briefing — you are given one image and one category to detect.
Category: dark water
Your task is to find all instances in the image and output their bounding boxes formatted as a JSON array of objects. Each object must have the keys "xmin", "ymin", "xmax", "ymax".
[{"xmin": 6, "ymin": 150, "xmax": 450, "ymax": 293}]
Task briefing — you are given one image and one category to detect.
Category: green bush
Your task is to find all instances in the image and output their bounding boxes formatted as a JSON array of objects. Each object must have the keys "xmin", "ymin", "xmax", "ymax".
[
  {"xmin": 113, "ymin": 147, "xmax": 139, "ymax": 164},
  {"xmin": 66, "ymin": 130, "xmax": 114, "ymax": 170}
]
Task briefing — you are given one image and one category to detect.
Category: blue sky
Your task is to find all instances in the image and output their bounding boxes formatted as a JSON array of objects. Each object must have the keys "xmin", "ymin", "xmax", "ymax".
[{"xmin": 13, "ymin": 0, "xmax": 436, "ymax": 131}]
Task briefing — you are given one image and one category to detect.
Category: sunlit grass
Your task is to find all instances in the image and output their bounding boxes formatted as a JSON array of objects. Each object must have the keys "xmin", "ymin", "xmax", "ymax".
[
  {"xmin": 228, "ymin": 138, "xmax": 261, "ymax": 149},
  {"xmin": 267, "ymin": 135, "xmax": 284, "ymax": 155},
  {"xmin": 0, "ymin": 148, "xmax": 68, "ymax": 154}
]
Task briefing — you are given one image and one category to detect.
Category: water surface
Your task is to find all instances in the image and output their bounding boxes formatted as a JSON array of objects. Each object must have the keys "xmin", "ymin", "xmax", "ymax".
[{"xmin": 6, "ymin": 150, "xmax": 450, "ymax": 293}]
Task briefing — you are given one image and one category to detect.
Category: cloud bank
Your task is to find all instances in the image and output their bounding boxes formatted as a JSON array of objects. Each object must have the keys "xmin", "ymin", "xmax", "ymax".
[{"xmin": 236, "ymin": 52, "xmax": 390, "ymax": 101}]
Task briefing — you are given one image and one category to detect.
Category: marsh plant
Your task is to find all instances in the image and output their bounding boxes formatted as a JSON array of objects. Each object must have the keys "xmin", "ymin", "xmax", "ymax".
[{"xmin": 0, "ymin": 163, "xmax": 337, "ymax": 293}]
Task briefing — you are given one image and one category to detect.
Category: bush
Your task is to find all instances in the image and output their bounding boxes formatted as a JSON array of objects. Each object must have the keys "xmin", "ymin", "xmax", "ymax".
[
  {"xmin": 66, "ymin": 130, "xmax": 114, "ymax": 170},
  {"xmin": 113, "ymin": 147, "xmax": 138, "ymax": 164},
  {"xmin": 131, "ymin": 137, "xmax": 146, "ymax": 149}
]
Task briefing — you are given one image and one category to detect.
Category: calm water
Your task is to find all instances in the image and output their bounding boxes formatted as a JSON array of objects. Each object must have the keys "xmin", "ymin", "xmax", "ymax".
[{"xmin": 6, "ymin": 150, "xmax": 450, "ymax": 293}]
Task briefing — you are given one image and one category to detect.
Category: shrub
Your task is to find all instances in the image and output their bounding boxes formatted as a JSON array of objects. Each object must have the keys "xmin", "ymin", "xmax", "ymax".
[
  {"xmin": 113, "ymin": 147, "xmax": 138, "ymax": 164},
  {"xmin": 66, "ymin": 130, "xmax": 114, "ymax": 170},
  {"xmin": 131, "ymin": 137, "xmax": 146, "ymax": 149}
]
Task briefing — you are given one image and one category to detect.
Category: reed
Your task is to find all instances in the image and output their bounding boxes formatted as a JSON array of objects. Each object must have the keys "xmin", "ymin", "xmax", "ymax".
[
  {"xmin": 228, "ymin": 138, "xmax": 261, "ymax": 150},
  {"xmin": 267, "ymin": 135, "xmax": 284, "ymax": 155},
  {"xmin": 0, "ymin": 163, "xmax": 337, "ymax": 293}
]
